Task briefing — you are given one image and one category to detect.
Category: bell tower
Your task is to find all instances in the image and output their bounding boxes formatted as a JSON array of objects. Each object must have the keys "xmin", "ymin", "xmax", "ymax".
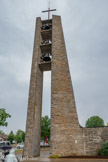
[{"xmin": 23, "ymin": 15, "xmax": 84, "ymax": 158}]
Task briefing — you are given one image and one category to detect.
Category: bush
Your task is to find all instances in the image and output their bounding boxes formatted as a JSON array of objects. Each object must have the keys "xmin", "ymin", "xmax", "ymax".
[
  {"xmin": 49, "ymin": 155, "xmax": 59, "ymax": 158},
  {"xmin": 98, "ymin": 141, "xmax": 108, "ymax": 156}
]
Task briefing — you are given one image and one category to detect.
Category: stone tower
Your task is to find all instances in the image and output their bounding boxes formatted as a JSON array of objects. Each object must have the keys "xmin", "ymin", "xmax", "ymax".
[{"xmin": 23, "ymin": 15, "xmax": 108, "ymax": 158}]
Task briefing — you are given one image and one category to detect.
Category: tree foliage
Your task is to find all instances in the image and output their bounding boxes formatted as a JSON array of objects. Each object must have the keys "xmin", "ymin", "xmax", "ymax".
[
  {"xmin": 8, "ymin": 129, "xmax": 25, "ymax": 144},
  {"xmin": 0, "ymin": 108, "xmax": 11, "ymax": 127},
  {"xmin": 85, "ymin": 116, "xmax": 104, "ymax": 128},
  {"xmin": 0, "ymin": 130, "xmax": 5, "ymax": 135},
  {"xmin": 41, "ymin": 116, "xmax": 51, "ymax": 141},
  {"xmin": 8, "ymin": 131, "xmax": 15, "ymax": 144},
  {"xmin": 15, "ymin": 135, "xmax": 22, "ymax": 143},
  {"xmin": 98, "ymin": 141, "xmax": 108, "ymax": 155},
  {"xmin": 15, "ymin": 129, "xmax": 25, "ymax": 143}
]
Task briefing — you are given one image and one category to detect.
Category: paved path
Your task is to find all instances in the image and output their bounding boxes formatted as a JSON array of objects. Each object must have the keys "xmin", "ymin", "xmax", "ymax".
[
  {"xmin": 18, "ymin": 150, "xmax": 108, "ymax": 162},
  {"xmin": 21, "ymin": 158, "xmax": 108, "ymax": 162}
]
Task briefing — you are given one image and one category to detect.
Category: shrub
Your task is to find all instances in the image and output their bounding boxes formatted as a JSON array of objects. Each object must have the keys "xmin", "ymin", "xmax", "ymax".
[
  {"xmin": 49, "ymin": 155, "xmax": 59, "ymax": 158},
  {"xmin": 98, "ymin": 141, "xmax": 108, "ymax": 156}
]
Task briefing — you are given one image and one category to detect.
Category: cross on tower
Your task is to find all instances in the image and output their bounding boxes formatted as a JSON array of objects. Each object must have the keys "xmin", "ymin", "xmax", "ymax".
[{"xmin": 42, "ymin": 2, "xmax": 56, "ymax": 19}]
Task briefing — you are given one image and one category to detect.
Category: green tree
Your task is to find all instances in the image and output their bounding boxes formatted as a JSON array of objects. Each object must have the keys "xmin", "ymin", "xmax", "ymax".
[
  {"xmin": 8, "ymin": 131, "xmax": 15, "ymax": 144},
  {"xmin": 41, "ymin": 116, "xmax": 51, "ymax": 142},
  {"xmin": 0, "ymin": 108, "xmax": 11, "ymax": 127},
  {"xmin": 0, "ymin": 130, "xmax": 5, "ymax": 135},
  {"xmin": 85, "ymin": 116, "xmax": 104, "ymax": 128},
  {"xmin": 15, "ymin": 129, "xmax": 25, "ymax": 143},
  {"xmin": 15, "ymin": 135, "xmax": 22, "ymax": 143},
  {"xmin": 22, "ymin": 131, "xmax": 25, "ymax": 142}
]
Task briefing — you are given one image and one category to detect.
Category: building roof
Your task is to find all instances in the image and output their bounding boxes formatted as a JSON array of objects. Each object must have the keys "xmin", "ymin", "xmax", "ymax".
[{"xmin": 0, "ymin": 134, "xmax": 8, "ymax": 140}]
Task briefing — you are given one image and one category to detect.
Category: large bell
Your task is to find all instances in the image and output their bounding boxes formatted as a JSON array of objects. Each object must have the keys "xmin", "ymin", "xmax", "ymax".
[
  {"xmin": 43, "ymin": 53, "xmax": 51, "ymax": 62},
  {"xmin": 41, "ymin": 24, "xmax": 51, "ymax": 30}
]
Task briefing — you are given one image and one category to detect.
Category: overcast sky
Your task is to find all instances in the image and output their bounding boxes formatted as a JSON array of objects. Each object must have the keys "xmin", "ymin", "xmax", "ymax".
[{"xmin": 0, "ymin": 0, "xmax": 108, "ymax": 134}]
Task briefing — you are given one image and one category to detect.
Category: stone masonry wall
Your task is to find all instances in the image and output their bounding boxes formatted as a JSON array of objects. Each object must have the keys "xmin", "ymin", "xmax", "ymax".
[
  {"xmin": 83, "ymin": 127, "xmax": 108, "ymax": 156},
  {"xmin": 50, "ymin": 15, "xmax": 108, "ymax": 157},
  {"xmin": 51, "ymin": 15, "xmax": 85, "ymax": 157},
  {"xmin": 23, "ymin": 17, "xmax": 43, "ymax": 158}
]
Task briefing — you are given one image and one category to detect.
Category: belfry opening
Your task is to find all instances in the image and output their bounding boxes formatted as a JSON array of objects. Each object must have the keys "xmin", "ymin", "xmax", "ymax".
[
  {"xmin": 42, "ymin": 71, "xmax": 51, "ymax": 118},
  {"xmin": 41, "ymin": 71, "xmax": 51, "ymax": 147}
]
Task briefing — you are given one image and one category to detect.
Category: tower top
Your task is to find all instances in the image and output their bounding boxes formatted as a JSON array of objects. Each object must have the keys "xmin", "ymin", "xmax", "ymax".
[{"xmin": 42, "ymin": 1, "xmax": 56, "ymax": 19}]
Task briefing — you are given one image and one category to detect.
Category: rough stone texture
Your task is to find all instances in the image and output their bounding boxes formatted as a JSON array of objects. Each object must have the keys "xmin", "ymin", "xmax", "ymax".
[
  {"xmin": 83, "ymin": 127, "xmax": 108, "ymax": 156},
  {"xmin": 50, "ymin": 15, "xmax": 108, "ymax": 157},
  {"xmin": 23, "ymin": 15, "xmax": 108, "ymax": 158},
  {"xmin": 23, "ymin": 17, "xmax": 43, "ymax": 158},
  {"xmin": 51, "ymin": 15, "xmax": 83, "ymax": 156}
]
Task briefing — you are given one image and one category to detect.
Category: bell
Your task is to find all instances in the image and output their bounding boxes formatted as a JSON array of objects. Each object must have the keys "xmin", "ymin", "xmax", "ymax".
[{"xmin": 43, "ymin": 53, "xmax": 51, "ymax": 62}]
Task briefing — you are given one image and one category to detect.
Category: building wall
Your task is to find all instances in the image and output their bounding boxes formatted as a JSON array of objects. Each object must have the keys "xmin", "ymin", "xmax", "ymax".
[
  {"xmin": 83, "ymin": 127, "xmax": 108, "ymax": 156},
  {"xmin": 0, "ymin": 137, "xmax": 4, "ymax": 141}
]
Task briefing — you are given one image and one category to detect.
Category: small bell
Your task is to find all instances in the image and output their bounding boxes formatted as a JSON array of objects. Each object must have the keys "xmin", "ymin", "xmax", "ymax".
[
  {"xmin": 41, "ymin": 24, "xmax": 52, "ymax": 30},
  {"xmin": 42, "ymin": 53, "xmax": 51, "ymax": 62}
]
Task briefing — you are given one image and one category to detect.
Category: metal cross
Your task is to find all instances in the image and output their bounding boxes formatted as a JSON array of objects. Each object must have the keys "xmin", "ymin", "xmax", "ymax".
[{"xmin": 42, "ymin": 2, "xmax": 56, "ymax": 19}]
